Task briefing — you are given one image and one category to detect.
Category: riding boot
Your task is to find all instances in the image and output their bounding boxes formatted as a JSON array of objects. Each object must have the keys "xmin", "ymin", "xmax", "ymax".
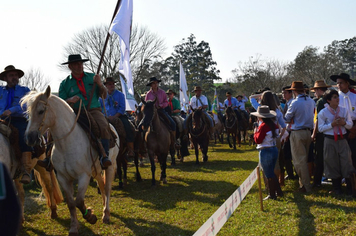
[
  {"xmin": 127, "ymin": 142, "xmax": 135, "ymax": 158},
  {"xmin": 274, "ymin": 176, "xmax": 284, "ymax": 197},
  {"xmin": 36, "ymin": 156, "xmax": 53, "ymax": 171},
  {"xmin": 100, "ymin": 139, "xmax": 112, "ymax": 169},
  {"xmin": 20, "ymin": 152, "xmax": 32, "ymax": 184},
  {"xmin": 285, "ymin": 159, "xmax": 296, "ymax": 180},
  {"xmin": 264, "ymin": 178, "xmax": 277, "ymax": 200}
]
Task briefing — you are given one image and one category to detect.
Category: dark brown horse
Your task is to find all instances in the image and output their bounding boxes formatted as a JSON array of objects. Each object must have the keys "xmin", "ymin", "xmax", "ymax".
[
  {"xmin": 237, "ymin": 109, "xmax": 249, "ymax": 143},
  {"xmin": 225, "ymin": 106, "xmax": 240, "ymax": 149},
  {"xmin": 141, "ymin": 98, "xmax": 170, "ymax": 185},
  {"xmin": 188, "ymin": 108, "xmax": 210, "ymax": 164}
]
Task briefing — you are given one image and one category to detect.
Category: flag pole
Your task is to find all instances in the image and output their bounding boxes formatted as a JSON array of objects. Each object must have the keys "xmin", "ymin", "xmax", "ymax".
[{"xmin": 87, "ymin": 0, "xmax": 122, "ymax": 109}]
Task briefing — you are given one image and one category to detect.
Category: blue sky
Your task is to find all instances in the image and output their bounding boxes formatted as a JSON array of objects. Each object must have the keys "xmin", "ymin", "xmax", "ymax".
[{"xmin": 0, "ymin": 0, "xmax": 355, "ymax": 91}]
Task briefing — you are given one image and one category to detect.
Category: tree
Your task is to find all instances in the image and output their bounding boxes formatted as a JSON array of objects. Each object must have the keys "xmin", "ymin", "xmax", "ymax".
[
  {"xmin": 20, "ymin": 68, "xmax": 51, "ymax": 91},
  {"xmin": 230, "ymin": 55, "xmax": 290, "ymax": 95},
  {"xmin": 61, "ymin": 24, "xmax": 166, "ymax": 82},
  {"xmin": 161, "ymin": 34, "xmax": 221, "ymax": 98}
]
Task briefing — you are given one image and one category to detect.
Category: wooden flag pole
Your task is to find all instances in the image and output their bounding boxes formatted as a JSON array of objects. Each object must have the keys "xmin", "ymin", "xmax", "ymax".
[
  {"xmin": 87, "ymin": 0, "xmax": 122, "ymax": 109},
  {"xmin": 256, "ymin": 166, "xmax": 264, "ymax": 211}
]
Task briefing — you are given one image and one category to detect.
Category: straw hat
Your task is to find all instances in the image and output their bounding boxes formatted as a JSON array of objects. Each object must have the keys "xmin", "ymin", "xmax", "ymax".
[
  {"xmin": 310, "ymin": 80, "xmax": 331, "ymax": 91},
  {"xmin": 251, "ymin": 105, "xmax": 276, "ymax": 118},
  {"xmin": 0, "ymin": 65, "xmax": 24, "ymax": 81}
]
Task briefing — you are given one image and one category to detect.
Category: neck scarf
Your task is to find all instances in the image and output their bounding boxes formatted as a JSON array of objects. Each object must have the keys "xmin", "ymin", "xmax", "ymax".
[
  {"xmin": 228, "ymin": 98, "xmax": 232, "ymax": 106},
  {"xmin": 343, "ymin": 91, "xmax": 353, "ymax": 113},
  {"xmin": 73, "ymin": 73, "xmax": 87, "ymax": 100},
  {"xmin": 326, "ymin": 105, "xmax": 343, "ymax": 141},
  {"xmin": 169, "ymin": 99, "xmax": 173, "ymax": 111},
  {"xmin": 5, "ymin": 87, "xmax": 14, "ymax": 110}
]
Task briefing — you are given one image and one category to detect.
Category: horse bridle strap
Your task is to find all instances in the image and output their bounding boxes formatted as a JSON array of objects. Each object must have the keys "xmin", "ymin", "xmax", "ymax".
[{"xmin": 38, "ymin": 99, "xmax": 83, "ymax": 143}]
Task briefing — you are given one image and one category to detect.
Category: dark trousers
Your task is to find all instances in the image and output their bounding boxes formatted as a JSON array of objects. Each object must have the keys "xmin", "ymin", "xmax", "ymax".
[
  {"xmin": 283, "ymin": 137, "xmax": 296, "ymax": 177},
  {"xmin": 9, "ymin": 117, "xmax": 32, "ymax": 152},
  {"xmin": 119, "ymin": 115, "xmax": 134, "ymax": 142},
  {"xmin": 348, "ymin": 135, "xmax": 356, "ymax": 169},
  {"xmin": 314, "ymin": 132, "xmax": 324, "ymax": 185}
]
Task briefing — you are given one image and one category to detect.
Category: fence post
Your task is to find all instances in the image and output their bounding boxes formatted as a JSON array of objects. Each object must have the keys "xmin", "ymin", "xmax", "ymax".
[{"xmin": 256, "ymin": 166, "xmax": 264, "ymax": 211}]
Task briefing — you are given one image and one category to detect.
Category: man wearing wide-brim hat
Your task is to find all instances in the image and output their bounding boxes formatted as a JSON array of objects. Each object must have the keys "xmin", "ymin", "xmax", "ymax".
[
  {"xmin": 0, "ymin": 65, "xmax": 33, "ymax": 184},
  {"xmin": 223, "ymin": 91, "xmax": 242, "ymax": 128},
  {"xmin": 166, "ymin": 89, "xmax": 181, "ymax": 117},
  {"xmin": 53, "ymin": 54, "xmax": 112, "ymax": 169},
  {"xmin": 185, "ymin": 86, "xmax": 214, "ymax": 130},
  {"xmin": 310, "ymin": 80, "xmax": 332, "ymax": 187},
  {"xmin": 331, "ymin": 73, "xmax": 356, "ymax": 169},
  {"xmin": 285, "ymin": 81, "xmax": 315, "ymax": 193}
]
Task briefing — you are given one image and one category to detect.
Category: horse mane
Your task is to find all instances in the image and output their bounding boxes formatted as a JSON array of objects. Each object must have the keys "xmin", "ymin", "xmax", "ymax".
[{"xmin": 21, "ymin": 90, "xmax": 74, "ymax": 117}]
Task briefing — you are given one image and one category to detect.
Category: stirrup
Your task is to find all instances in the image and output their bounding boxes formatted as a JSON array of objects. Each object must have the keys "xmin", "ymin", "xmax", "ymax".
[
  {"xmin": 100, "ymin": 157, "xmax": 112, "ymax": 170},
  {"xmin": 20, "ymin": 173, "xmax": 31, "ymax": 184},
  {"xmin": 37, "ymin": 158, "xmax": 54, "ymax": 172}
]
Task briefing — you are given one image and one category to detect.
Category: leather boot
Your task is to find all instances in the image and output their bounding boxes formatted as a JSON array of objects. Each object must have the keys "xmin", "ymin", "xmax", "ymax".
[
  {"xmin": 274, "ymin": 176, "xmax": 284, "ymax": 197},
  {"xmin": 20, "ymin": 152, "xmax": 32, "ymax": 184},
  {"xmin": 330, "ymin": 178, "xmax": 342, "ymax": 195},
  {"xmin": 100, "ymin": 139, "xmax": 112, "ymax": 169},
  {"xmin": 127, "ymin": 142, "xmax": 135, "ymax": 158},
  {"xmin": 37, "ymin": 156, "xmax": 53, "ymax": 171},
  {"xmin": 264, "ymin": 178, "xmax": 277, "ymax": 200}
]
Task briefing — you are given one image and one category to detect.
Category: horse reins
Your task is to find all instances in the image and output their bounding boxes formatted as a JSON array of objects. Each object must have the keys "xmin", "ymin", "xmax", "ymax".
[
  {"xmin": 225, "ymin": 111, "xmax": 237, "ymax": 129},
  {"xmin": 38, "ymin": 99, "xmax": 82, "ymax": 144}
]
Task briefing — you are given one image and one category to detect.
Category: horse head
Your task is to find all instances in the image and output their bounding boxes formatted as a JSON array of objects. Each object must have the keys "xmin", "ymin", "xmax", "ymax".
[
  {"xmin": 141, "ymin": 97, "xmax": 157, "ymax": 131},
  {"xmin": 192, "ymin": 107, "xmax": 203, "ymax": 128},
  {"xmin": 134, "ymin": 103, "xmax": 144, "ymax": 126},
  {"xmin": 22, "ymin": 86, "xmax": 53, "ymax": 146}
]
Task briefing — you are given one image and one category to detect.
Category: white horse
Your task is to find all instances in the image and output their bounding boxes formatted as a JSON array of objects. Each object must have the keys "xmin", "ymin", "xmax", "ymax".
[
  {"xmin": 0, "ymin": 131, "xmax": 63, "ymax": 223},
  {"xmin": 22, "ymin": 86, "xmax": 119, "ymax": 236}
]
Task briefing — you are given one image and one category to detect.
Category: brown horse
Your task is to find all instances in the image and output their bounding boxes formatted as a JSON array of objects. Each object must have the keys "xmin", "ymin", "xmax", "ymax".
[
  {"xmin": 188, "ymin": 108, "xmax": 210, "ymax": 164},
  {"xmin": 225, "ymin": 106, "xmax": 240, "ymax": 149},
  {"xmin": 237, "ymin": 109, "xmax": 249, "ymax": 143},
  {"xmin": 140, "ymin": 98, "xmax": 170, "ymax": 185}
]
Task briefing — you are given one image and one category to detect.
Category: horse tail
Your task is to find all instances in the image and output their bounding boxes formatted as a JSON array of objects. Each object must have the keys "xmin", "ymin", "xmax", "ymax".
[
  {"xmin": 50, "ymin": 170, "xmax": 64, "ymax": 204},
  {"xmin": 34, "ymin": 169, "xmax": 63, "ymax": 207}
]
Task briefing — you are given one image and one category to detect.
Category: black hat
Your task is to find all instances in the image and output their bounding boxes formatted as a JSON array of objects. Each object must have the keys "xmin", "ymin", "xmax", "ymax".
[
  {"xmin": 0, "ymin": 65, "xmax": 24, "ymax": 81},
  {"xmin": 146, "ymin": 77, "xmax": 161, "ymax": 86},
  {"xmin": 104, "ymin": 77, "xmax": 117, "ymax": 85},
  {"xmin": 62, "ymin": 54, "xmax": 89, "ymax": 65},
  {"xmin": 166, "ymin": 89, "xmax": 176, "ymax": 95},
  {"xmin": 330, "ymin": 73, "xmax": 356, "ymax": 85}
]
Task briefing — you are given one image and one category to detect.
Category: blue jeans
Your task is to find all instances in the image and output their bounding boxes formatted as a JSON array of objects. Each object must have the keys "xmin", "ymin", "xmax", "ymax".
[{"xmin": 259, "ymin": 146, "xmax": 278, "ymax": 178}]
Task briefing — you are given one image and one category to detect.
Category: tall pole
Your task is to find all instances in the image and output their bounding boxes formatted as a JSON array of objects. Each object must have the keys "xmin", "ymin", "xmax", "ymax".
[{"xmin": 87, "ymin": 0, "xmax": 122, "ymax": 109}]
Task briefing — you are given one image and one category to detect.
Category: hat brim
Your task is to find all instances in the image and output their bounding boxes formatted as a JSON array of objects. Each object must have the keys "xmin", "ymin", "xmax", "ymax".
[
  {"xmin": 0, "ymin": 69, "xmax": 24, "ymax": 81},
  {"xmin": 285, "ymin": 87, "xmax": 308, "ymax": 91},
  {"xmin": 251, "ymin": 110, "xmax": 276, "ymax": 118},
  {"xmin": 146, "ymin": 79, "xmax": 161, "ymax": 86},
  {"xmin": 310, "ymin": 85, "xmax": 331, "ymax": 91},
  {"xmin": 61, "ymin": 59, "xmax": 89, "ymax": 65},
  {"xmin": 330, "ymin": 75, "xmax": 356, "ymax": 85}
]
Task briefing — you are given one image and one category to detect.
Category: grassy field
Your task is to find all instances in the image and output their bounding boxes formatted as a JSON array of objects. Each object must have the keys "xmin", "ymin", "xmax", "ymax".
[{"xmin": 19, "ymin": 141, "xmax": 356, "ymax": 236}]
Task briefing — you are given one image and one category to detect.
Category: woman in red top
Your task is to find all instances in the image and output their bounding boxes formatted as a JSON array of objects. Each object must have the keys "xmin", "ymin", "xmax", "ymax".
[{"xmin": 252, "ymin": 106, "xmax": 283, "ymax": 200}]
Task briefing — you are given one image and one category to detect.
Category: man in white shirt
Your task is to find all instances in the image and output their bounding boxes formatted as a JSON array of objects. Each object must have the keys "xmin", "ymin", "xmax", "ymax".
[
  {"xmin": 184, "ymin": 86, "xmax": 214, "ymax": 129},
  {"xmin": 330, "ymin": 73, "xmax": 356, "ymax": 169}
]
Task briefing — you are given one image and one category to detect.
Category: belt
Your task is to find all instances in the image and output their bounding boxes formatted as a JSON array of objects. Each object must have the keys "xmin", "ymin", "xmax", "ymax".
[
  {"xmin": 290, "ymin": 128, "xmax": 310, "ymax": 132},
  {"xmin": 324, "ymin": 134, "xmax": 345, "ymax": 140},
  {"xmin": 258, "ymin": 146, "xmax": 276, "ymax": 150}
]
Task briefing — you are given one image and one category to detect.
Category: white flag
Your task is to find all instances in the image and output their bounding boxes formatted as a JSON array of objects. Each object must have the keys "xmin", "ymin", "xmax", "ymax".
[
  {"xmin": 179, "ymin": 62, "xmax": 189, "ymax": 111},
  {"xmin": 120, "ymin": 75, "xmax": 137, "ymax": 111},
  {"xmin": 109, "ymin": 0, "xmax": 133, "ymax": 51}
]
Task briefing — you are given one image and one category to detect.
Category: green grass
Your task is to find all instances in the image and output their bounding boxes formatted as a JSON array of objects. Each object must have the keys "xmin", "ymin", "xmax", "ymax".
[{"xmin": 19, "ymin": 142, "xmax": 356, "ymax": 236}]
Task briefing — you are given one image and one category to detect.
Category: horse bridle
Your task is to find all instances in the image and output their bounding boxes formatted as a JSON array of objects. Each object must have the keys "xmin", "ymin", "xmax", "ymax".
[
  {"xmin": 189, "ymin": 111, "xmax": 206, "ymax": 137},
  {"xmin": 37, "ymin": 99, "xmax": 82, "ymax": 143},
  {"xmin": 225, "ymin": 110, "xmax": 237, "ymax": 129}
]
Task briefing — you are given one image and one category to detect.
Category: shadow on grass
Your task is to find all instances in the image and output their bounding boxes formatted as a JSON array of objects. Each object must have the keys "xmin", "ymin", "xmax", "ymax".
[{"xmin": 111, "ymin": 213, "xmax": 194, "ymax": 236}]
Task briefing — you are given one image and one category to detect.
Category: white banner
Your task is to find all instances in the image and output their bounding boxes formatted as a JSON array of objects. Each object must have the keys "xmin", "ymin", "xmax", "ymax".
[
  {"xmin": 193, "ymin": 167, "xmax": 258, "ymax": 236},
  {"xmin": 179, "ymin": 62, "xmax": 189, "ymax": 112},
  {"xmin": 120, "ymin": 75, "xmax": 137, "ymax": 111}
]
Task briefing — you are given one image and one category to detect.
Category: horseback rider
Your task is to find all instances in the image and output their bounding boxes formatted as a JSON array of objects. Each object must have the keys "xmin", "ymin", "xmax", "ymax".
[
  {"xmin": 236, "ymin": 94, "xmax": 249, "ymax": 121},
  {"xmin": 184, "ymin": 86, "xmax": 214, "ymax": 130},
  {"xmin": 223, "ymin": 92, "xmax": 244, "ymax": 130},
  {"xmin": 100, "ymin": 77, "xmax": 135, "ymax": 157},
  {"xmin": 139, "ymin": 77, "xmax": 177, "ymax": 146},
  {"xmin": 0, "ymin": 65, "xmax": 32, "ymax": 184},
  {"xmin": 39, "ymin": 54, "xmax": 112, "ymax": 169},
  {"xmin": 166, "ymin": 89, "xmax": 181, "ymax": 117}
]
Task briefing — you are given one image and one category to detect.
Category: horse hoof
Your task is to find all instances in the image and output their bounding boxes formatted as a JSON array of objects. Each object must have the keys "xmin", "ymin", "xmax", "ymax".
[
  {"xmin": 229, "ymin": 145, "xmax": 232, "ymax": 148},
  {"xmin": 123, "ymin": 179, "xmax": 128, "ymax": 186},
  {"xmin": 162, "ymin": 178, "xmax": 167, "ymax": 184},
  {"xmin": 102, "ymin": 216, "xmax": 110, "ymax": 224},
  {"xmin": 51, "ymin": 210, "xmax": 58, "ymax": 219},
  {"xmin": 83, "ymin": 208, "xmax": 98, "ymax": 224},
  {"xmin": 118, "ymin": 182, "xmax": 124, "ymax": 189}
]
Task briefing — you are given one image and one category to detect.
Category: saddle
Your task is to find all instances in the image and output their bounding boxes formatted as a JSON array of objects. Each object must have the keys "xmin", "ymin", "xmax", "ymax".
[
  {"xmin": 0, "ymin": 119, "xmax": 45, "ymax": 162},
  {"xmin": 172, "ymin": 116, "xmax": 184, "ymax": 135},
  {"xmin": 76, "ymin": 111, "xmax": 117, "ymax": 151},
  {"xmin": 107, "ymin": 116, "xmax": 136, "ymax": 144}
]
